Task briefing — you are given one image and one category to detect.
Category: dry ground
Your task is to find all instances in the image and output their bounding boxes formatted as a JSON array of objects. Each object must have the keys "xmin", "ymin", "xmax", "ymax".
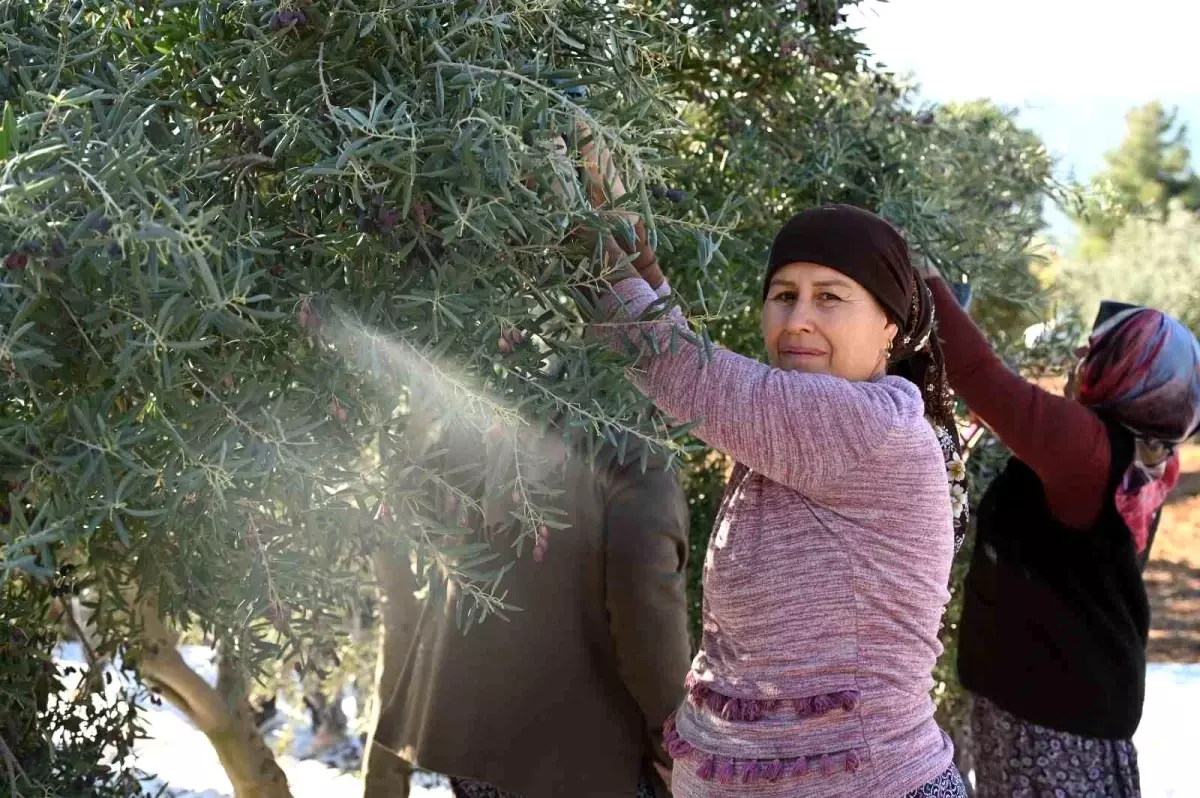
[{"xmin": 1146, "ymin": 442, "xmax": 1200, "ymax": 663}]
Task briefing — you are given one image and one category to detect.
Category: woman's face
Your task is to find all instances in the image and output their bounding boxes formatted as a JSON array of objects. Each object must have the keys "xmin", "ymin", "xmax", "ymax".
[{"xmin": 762, "ymin": 261, "xmax": 898, "ymax": 381}]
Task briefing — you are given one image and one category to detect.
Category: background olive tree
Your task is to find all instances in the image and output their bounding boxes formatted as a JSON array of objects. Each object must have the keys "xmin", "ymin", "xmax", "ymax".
[
  {"xmin": 1072, "ymin": 100, "xmax": 1200, "ymax": 258},
  {"xmin": 1057, "ymin": 99, "xmax": 1200, "ymax": 333}
]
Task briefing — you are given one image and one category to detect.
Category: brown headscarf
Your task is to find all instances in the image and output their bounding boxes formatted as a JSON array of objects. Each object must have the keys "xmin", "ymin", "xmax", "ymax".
[
  {"xmin": 765, "ymin": 205, "xmax": 966, "ymax": 548},
  {"xmin": 766, "ymin": 205, "xmax": 913, "ymax": 322}
]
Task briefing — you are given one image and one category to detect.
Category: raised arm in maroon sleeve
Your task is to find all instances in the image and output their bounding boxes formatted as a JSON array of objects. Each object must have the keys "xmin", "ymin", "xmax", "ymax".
[{"xmin": 928, "ymin": 277, "xmax": 1111, "ymax": 530}]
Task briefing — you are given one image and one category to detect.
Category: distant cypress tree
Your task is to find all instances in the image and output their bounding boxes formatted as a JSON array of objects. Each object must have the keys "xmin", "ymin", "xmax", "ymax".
[{"xmin": 1074, "ymin": 101, "xmax": 1200, "ymax": 256}]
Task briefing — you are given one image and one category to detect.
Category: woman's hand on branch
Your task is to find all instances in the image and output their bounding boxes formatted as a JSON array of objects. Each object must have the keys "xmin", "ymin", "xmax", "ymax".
[{"xmin": 577, "ymin": 127, "xmax": 665, "ymax": 289}]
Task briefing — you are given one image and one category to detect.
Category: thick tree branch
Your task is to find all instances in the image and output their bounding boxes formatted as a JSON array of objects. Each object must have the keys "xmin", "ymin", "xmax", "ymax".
[
  {"xmin": 134, "ymin": 601, "xmax": 230, "ymax": 735},
  {"xmin": 131, "ymin": 597, "xmax": 293, "ymax": 797}
]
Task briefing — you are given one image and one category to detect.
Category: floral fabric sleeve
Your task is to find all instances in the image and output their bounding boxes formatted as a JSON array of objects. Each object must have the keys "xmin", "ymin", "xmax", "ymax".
[{"xmin": 935, "ymin": 421, "xmax": 968, "ymax": 553}]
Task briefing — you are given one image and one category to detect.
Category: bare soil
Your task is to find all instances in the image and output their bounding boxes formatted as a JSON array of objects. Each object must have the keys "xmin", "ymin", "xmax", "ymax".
[{"xmin": 1146, "ymin": 443, "xmax": 1200, "ymax": 663}]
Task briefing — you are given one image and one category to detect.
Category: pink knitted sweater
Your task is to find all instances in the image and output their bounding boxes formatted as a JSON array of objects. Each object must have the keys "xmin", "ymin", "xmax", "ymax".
[{"xmin": 599, "ymin": 277, "xmax": 955, "ymax": 797}]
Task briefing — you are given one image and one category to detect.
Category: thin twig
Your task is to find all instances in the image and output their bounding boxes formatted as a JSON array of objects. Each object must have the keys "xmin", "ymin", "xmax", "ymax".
[
  {"xmin": 433, "ymin": 61, "xmax": 631, "ymax": 157},
  {"xmin": 60, "ymin": 158, "xmax": 122, "ymax": 215},
  {"xmin": 245, "ymin": 514, "xmax": 285, "ymax": 632},
  {"xmin": 63, "ymin": 601, "xmax": 102, "ymax": 667},
  {"xmin": 58, "ymin": 298, "xmax": 105, "ymax": 364},
  {"xmin": 199, "ymin": 153, "xmax": 277, "ymax": 176},
  {"xmin": 0, "ymin": 731, "xmax": 29, "ymax": 798},
  {"xmin": 504, "ymin": 366, "xmax": 684, "ymax": 455},
  {"xmin": 317, "ymin": 43, "xmax": 338, "ymax": 128}
]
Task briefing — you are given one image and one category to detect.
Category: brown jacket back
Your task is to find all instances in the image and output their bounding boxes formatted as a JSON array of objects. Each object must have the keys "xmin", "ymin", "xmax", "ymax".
[{"xmin": 365, "ymin": 440, "xmax": 691, "ymax": 798}]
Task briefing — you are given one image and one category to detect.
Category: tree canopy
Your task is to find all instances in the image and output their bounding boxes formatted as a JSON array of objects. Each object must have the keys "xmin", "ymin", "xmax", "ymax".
[{"xmin": 1, "ymin": 2, "xmax": 1062, "ymax": 795}]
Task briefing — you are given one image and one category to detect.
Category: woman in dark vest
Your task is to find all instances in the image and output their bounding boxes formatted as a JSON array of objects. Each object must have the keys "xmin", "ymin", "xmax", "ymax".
[{"xmin": 921, "ymin": 264, "xmax": 1200, "ymax": 797}]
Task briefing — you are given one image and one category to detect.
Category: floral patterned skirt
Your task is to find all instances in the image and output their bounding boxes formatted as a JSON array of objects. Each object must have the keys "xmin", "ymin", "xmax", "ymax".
[
  {"xmin": 905, "ymin": 766, "xmax": 969, "ymax": 797},
  {"xmin": 970, "ymin": 695, "xmax": 1141, "ymax": 797}
]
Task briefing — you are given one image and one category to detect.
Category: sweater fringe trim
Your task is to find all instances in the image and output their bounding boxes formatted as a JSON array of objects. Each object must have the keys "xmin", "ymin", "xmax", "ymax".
[
  {"xmin": 684, "ymin": 672, "xmax": 860, "ymax": 721},
  {"xmin": 662, "ymin": 712, "xmax": 863, "ymax": 783}
]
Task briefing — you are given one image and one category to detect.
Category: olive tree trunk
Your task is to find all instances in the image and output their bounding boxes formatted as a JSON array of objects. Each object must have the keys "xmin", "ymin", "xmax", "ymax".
[
  {"xmin": 361, "ymin": 546, "xmax": 417, "ymax": 798},
  {"xmin": 135, "ymin": 602, "xmax": 293, "ymax": 798}
]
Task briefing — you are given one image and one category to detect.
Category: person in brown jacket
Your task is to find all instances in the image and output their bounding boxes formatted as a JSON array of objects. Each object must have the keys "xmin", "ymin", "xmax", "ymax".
[{"xmin": 363, "ymin": 427, "xmax": 692, "ymax": 798}]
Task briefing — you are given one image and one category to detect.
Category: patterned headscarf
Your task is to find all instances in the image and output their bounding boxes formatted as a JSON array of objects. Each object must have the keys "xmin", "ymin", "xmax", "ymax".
[{"xmin": 1078, "ymin": 305, "xmax": 1200, "ymax": 554}]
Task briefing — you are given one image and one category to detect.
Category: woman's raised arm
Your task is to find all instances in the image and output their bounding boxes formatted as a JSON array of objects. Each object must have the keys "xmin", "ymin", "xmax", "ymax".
[
  {"xmin": 595, "ymin": 277, "xmax": 920, "ymax": 494},
  {"xmin": 925, "ymin": 276, "xmax": 1110, "ymax": 528}
]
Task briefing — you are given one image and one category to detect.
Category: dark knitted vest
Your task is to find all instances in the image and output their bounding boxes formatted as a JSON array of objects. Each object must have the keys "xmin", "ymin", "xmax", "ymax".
[{"xmin": 957, "ymin": 418, "xmax": 1159, "ymax": 740}]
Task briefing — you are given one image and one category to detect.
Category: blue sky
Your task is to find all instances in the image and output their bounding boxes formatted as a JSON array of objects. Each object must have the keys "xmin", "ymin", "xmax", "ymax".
[{"xmin": 845, "ymin": 0, "xmax": 1200, "ymax": 246}]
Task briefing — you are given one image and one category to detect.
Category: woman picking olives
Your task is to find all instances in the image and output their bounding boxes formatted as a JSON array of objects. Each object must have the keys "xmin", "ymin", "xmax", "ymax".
[
  {"xmin": 580, "ymin": 144, "xmax": 969, "ymax": 797},
  {"xmin": 920, "ymin": 263, "xmax": 1200, "ymax": 797}
]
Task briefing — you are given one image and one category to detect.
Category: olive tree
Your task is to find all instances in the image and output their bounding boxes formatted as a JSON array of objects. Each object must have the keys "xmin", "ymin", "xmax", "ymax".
[{"xmin": 0, "ymin": 1, "xmax": 701, "ymax": 794}]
